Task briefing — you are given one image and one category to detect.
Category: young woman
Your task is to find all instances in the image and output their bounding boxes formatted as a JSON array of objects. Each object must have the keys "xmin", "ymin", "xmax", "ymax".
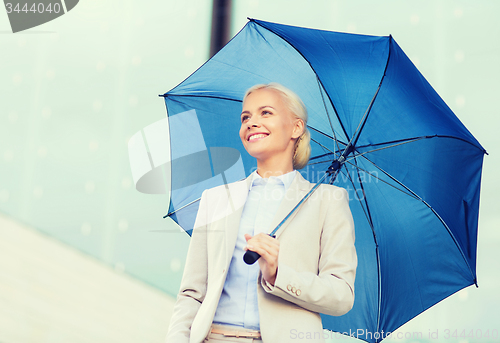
[{"xmin": 165, "ymin": 83, "xmax": 357, "ymax": 343}]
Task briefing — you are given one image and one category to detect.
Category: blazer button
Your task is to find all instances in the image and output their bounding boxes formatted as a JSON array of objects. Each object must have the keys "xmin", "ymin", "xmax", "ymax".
[
  {"xmin": 291, "ymin": 286, "xmax": 296, "ymax": 293},
  {"xmin": 287, "ymin": 284, "xmax": 292, "ymax": 291},
  {"xmin": 296, "ymin": 289, "xmax": 301, "ymax": 296}
]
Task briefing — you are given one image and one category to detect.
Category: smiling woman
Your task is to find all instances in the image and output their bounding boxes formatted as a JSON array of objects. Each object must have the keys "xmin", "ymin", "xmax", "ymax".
[{"xmin": 165, "ymin": 83, "xmax": 357, "ymax": 343}]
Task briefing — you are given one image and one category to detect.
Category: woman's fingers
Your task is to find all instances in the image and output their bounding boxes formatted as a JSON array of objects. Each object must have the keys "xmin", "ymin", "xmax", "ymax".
[
  {"xmin": 244, "ymin": 233, "xmax": 279, "ymax": 254},
  {"xmin": 244, "ymin": 233, "xmax": 280, "ymax": 285},
  {"xmin": 244, "ymin": 232, "xmax": 279, "ymax": 246}
]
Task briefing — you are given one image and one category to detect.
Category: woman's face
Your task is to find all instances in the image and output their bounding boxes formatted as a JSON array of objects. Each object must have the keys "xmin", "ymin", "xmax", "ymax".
[{"xmin": 239, "ymin": 88, "xmax": 303, "ymax": 164}]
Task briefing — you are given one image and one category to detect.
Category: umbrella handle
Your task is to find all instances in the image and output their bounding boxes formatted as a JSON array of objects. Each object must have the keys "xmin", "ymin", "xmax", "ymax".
[
  {"xmin": 243, "ymin": 250, "xmax": 260, "ymax": 265},
  {"xmin": 243, "ymin": 234, "xmax": 276, "ymax": 265}
]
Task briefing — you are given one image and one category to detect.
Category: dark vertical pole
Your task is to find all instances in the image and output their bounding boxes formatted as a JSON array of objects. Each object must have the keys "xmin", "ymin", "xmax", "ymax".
[{"xmin": 209, "ymin": 0, "xmax": 233, "ymax": 58}]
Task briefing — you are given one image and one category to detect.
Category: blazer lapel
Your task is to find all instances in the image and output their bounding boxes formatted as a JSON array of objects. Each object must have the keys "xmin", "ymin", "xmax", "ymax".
[
  {"xmin": 269, "ymin": 172, "xmax": 313, "ymax": 239},
  {"xmin": 223, "ymin": 175, "xmax": 253, "ymax": 267}
]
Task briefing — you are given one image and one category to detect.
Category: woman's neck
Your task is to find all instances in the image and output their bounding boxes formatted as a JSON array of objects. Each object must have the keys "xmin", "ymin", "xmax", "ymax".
[{"xmin": 256, "ymin": 155, "xmax": 294, "ymax": 178}]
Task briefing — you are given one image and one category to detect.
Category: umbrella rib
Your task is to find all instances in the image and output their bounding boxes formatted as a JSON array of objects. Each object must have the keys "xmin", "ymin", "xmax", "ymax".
[
  {"xmin": 161, "ymin": 93, "xmax": 243, "ymax": 103},
  {"xmin": 345, "ymin": 137, "xmax": 426, "ymax": 164},
  {"xmin": 308, "ymin": 125, "xmax": 343, "ymax": 142},
  {"xmin": 308, "ymin": 152, "xmax": 334, "ymax": 162},
  {"xmin": 356, "ymin": 134, "xmax": 487, "ymax": 155},
  {"xmin": 358, "ymin": 154, "xmax": 478, "ymax": 284},
  {"xmin": 310, "ymin": 137, "xmax": 336, "ymax": 155},
  {"xmin": 356, "ymin": 136, "xmax": 431, "ymax": 150},
  {"xmin": 339, "ymin": 167, "xmax": 375, "ymax": 231},
  {"xmin": 313, "ymin": 33, "xmax": 351, "ymax": 141},
  {"xmin": 307, "ymin": 160, "xmax": 331, "ymax": 166},
  {"xmin": 316, "ymin": 76, "xmax": 341, "ymax": 158},
  {"xmin": 347, "ymin": 158, "xmax": 383, "ymax": 336},
  {"xmin": 163, "ymin": 197, "xmax": 201, "ymax": 218},
  {"xmin": 348, "ymin": 85, "xmax": 381, "ymax": 148},
  {"xmin": 344, "ymin": 160, "xmax": 419, "ymax": 200},
  {"xmin": 348, "ymin": 36, "xmax": 392, "ymax": 152}
]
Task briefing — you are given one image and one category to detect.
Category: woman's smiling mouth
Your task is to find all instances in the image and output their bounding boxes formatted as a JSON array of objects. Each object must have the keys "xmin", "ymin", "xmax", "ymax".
[{"xmin": 247, "ymin": 133, "xmax": 269, "ymax": 142}]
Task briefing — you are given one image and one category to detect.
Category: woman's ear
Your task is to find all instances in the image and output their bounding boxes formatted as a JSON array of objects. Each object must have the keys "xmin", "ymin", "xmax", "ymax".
[{"xmin": 292, "ymin": 119, "xmax": 305, "ymax": 139}]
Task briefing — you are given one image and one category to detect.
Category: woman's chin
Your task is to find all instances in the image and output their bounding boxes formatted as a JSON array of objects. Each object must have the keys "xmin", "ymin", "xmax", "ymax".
[{"xmin": 247, "ymin": 151, "xmax": 267, "ymax": 161}]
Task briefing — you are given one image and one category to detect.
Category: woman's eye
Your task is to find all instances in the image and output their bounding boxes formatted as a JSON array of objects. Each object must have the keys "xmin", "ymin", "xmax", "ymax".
[
  {"xmin": 262, "ymin": 110, "xmax": 272, "ymax": 115},
  {"xmin": 241, "ymin": 115, "xmax": 249, "ymax": 122}
]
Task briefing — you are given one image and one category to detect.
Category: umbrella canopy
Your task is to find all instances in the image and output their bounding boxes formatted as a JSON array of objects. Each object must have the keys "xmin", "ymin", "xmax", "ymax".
[{"xmin": 160, "ymin": 18, "xmax": 486, "ymax": 342}]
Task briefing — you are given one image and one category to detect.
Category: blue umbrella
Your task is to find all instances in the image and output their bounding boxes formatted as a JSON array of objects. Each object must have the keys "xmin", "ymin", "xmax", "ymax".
[{"xmin": 160, "ymin": 18, "xmax": 486, "ymax": 342}]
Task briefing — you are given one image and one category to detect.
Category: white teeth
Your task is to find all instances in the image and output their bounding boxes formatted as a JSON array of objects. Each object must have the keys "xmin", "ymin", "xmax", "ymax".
[{"xmin": 248, "ymin": 134, "xmax": 268, "ymax": 141}]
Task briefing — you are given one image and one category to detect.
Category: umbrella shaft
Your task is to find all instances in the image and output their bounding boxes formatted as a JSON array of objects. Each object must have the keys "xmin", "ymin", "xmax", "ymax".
[{"xmin": 269, "ymin": 171, "xmax": 333, "ymax": 237}]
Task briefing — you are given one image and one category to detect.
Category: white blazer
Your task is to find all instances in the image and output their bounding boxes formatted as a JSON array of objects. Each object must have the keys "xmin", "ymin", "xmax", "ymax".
[{"xmin": 165, "ymin": 172, "xmax": 357, "ymax": 343}]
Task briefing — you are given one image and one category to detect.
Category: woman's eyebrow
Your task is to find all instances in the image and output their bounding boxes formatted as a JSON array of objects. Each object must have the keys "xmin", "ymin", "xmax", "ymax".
[{"xmin": 241, "ymin": 106, "xmax": 275, "ymax": 115}]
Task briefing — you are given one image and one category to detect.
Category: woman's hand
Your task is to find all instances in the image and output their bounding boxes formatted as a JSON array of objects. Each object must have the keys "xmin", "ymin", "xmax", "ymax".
[{"xmin": 244, "ymin": 233, "xmax": 280, "ymax": 285}]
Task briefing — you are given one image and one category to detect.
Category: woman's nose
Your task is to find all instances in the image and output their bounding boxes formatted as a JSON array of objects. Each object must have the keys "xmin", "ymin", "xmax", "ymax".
[{"xmin": 247, "ymin": 116, "xmax": 260, "ymax": 128}]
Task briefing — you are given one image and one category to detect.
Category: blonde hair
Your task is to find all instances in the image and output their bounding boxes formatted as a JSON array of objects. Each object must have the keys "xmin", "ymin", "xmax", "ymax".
[{"xmin": 243, "ymin": 82, "xmax": 311, "ymax": 170}]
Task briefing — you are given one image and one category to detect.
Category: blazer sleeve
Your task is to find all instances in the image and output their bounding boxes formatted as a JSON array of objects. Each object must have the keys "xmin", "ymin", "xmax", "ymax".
[
  {"xmin": 260, "ymin": 187, "xmax": 357, "ymax": 316},
  {"xmin": 165, "ymin": 190, "xmax": 209, "ymax": 343}
]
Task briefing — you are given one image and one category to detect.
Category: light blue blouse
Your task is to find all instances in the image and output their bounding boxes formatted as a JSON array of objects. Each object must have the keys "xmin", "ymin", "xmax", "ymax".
[{"xmin": 212, "ymin": 170, "xmax": 296, "ymax": 330}]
